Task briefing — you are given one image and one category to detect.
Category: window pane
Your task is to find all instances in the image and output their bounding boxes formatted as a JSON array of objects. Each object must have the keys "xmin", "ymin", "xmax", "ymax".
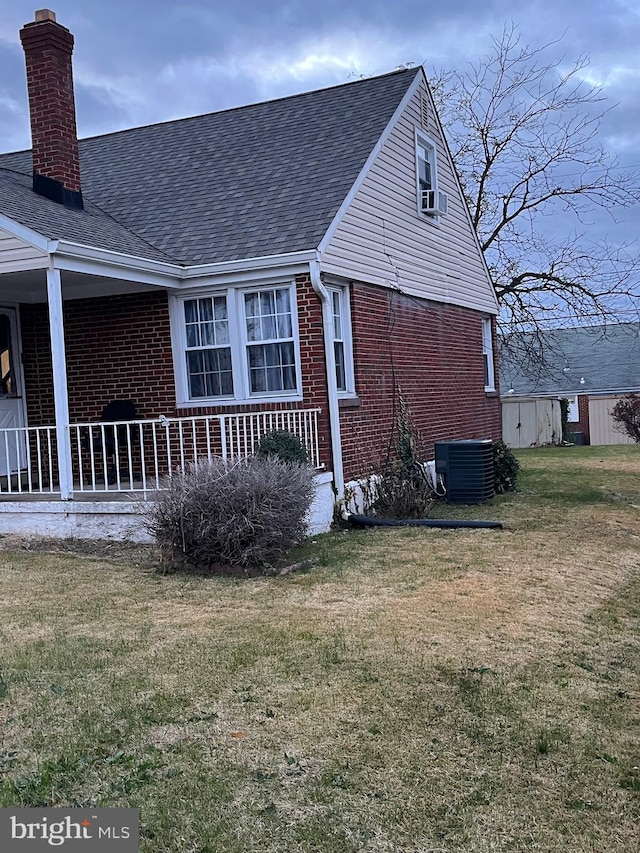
[
  {"xmin": 332, "ymin": 291, "xmax": 342, "ymax": 339},
  {"xmin": 185, "ymin": 324, "xmax": 199, "ymax": 348},
  {"xmin": 214, "ymin": 321, "xmax": 229, "ymax": 345},
  {"xmin": 189, "ymin": 372, "xmax": 204, "ymax": 398},
  {"xmin": 282, "ymin": 363, "xmax": 296, "ymax": 390},
  {"xmin": 198, "ymin": 299, "xmax": 214, "ymax": 322},
  {"xmin": 260, "ymin": 290, "xmax": 275, "ymax": 316},
  {"xmin": 248, "ymin": 342, "xmax": 295, "ymax": 393},
  {"xmin": 246, "ymin": 317, "xmax": 260, "ymax": 342},
  {"xmin": 184, "ymin": 300, "xmax": 198, "ymax": 324},
  {"xmin": 275, "ymin": 288, "xmax": 290, "ymax": 313},
  {"xmin": 419, "ymin": 157, "xmax": 432, "ymax": 191},
  {"xmin": 187, "ymin": 351, "xmax": 204, "ymax": 398},
  {"xmin": 187, "ymin": 348, "xmax": 233, "ymax": 398},
  {"xmin": 184, "ymin": 300, "xmax": 200, "ymax": 347},
  {"xmin": 334, "ymin": 341, "xmax": 346, "ymax": 392},
  {"xmin": 200, "ymin": 321, "xmax": 216, "ymax": 347},
  {"xmin": 277, "ymin": 313, "xmax": 292, "ymax": 337},
  {"xmin": 248, "ymin": 344, "xmax": 267, "ymax": 396},
  {"xmin": 244, "ymin": 292, "xmax": 259, "ymax": 318},
  {"xmin": 262, "ymin": 314, "xmax": 276, "ymax": 340},
  {"xmin": 248, "ymin": 346, "xmax": 266, "ymax": 369},
  {"xmin": 244, "ymin": 288, "xmax": 293, "ymax": 343},
  {"xmin": 266, "ymin": 366, "xmax": 281, "ymax": 392},
  {"xmin": 262, "ymin": 342, "xmax": 279, "ymax": 368}
]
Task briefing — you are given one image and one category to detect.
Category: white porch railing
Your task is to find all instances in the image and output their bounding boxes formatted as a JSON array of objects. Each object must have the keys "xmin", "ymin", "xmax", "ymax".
[
  {"xmin": 0, "ymin": 409, "xmax": 321, "ymax": 498},
  {"xmin": 221, "ymin": 409, "xmax": 321, "ymax": 466},
  {"xmin": 67, "ymin": 409, "xmax": 322, "ymax": 496},
  {"xmin": 0, "ymin": 425, "xmax": 59, "ymax": 495}
]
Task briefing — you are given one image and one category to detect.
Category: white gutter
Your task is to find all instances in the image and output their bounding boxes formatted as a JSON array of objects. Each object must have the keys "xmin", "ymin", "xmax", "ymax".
[
  {"xmin": 50, "ymin": 240, "xmax": 317, "ymax": 287},
  {"xmin": 51, "ymin": 239, "xmax": 181, "ymax": 278},
  {"xmin": 182, "ymin": 249, "xmax": 317, "ymax": 277},
  {"xmin": 310, "ymin": 254, "xmax": 344, "ymax": 500},
  {"xmin": 54, "ymin": 240, "xmax": 317, "ymax": 279}
]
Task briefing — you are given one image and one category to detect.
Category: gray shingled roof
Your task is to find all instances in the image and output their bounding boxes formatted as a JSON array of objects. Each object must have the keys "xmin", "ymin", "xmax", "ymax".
[
  {"xmin": 0, "ymin": 69, "xmax": 418, "ymax": 265},
  {"xmin": 500, "ymin": 323, "xmax": 640, "ymax": 395},
  {"xmin": 0, "ymin": 169, "xmax": 175, "ymax": 262}
]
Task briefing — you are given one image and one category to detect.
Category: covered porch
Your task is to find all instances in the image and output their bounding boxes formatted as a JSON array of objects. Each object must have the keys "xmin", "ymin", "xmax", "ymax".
[{"xmin": 0, "ymin": 240, "xmax": 333, "ymax": 537}]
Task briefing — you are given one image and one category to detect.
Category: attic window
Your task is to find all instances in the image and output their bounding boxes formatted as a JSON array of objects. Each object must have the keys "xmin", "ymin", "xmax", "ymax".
[
  {"xmin": 417, "ymin": 139, "xmax": 434, "ymax": 194},
  {"xmin": 415, "ymin": 130, "xmax": 446, "ymax": 217}
]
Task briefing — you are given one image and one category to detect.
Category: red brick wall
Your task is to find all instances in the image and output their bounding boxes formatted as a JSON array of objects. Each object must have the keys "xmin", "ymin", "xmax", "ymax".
[
  {"xmin": 575, "ymin": 394, "xmax": 591, "ymax": 444},
  {"xmin": 20, "ymin": 291, "xmax": 175, "ymax": 425},
  {"xmin": 19, "ymin": 278, "xmax": 501, "ymax": 481},
  {"xmin": 19, "ymin": 276, "xmax": 334, "ymax": 469},
  {"xmin": 339, "ymin": 282, "xmax": 502, "ymax": 480}
]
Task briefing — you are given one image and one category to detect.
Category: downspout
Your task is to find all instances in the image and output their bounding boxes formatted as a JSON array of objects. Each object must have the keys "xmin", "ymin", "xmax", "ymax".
[{"xmin": 309, "ymin": 254, "xmax": 345, "ymax": 500}]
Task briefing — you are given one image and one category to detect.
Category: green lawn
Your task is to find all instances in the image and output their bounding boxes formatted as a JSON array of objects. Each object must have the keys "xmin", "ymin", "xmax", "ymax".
[{"xmin": 0, "ymin": 445, "xmax": 638, "ymax": 852}]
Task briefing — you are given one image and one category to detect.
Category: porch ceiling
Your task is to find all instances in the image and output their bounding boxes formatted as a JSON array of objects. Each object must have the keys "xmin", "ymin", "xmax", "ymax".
[{"xmin": 0, "ymin": 268, "xmax": 160, "ymax": 303}]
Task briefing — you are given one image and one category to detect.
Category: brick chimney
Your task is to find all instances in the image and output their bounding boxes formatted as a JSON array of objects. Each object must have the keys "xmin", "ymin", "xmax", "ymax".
[{"xmin": 20, "ymin": 9, "xmax": 83, "ymax": 209}]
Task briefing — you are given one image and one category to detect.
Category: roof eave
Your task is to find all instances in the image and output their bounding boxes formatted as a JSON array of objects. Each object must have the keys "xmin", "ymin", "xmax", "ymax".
[
  {"xmin": 0, "ymin": 211, "xmax": 50, "ymax": 253},
  {"xmin": 502, "ymin": 387, "xmax": 640, "ymax": 399}
]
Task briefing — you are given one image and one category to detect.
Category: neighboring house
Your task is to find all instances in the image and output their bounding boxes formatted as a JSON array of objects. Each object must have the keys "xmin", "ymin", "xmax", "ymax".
[
  {"xmin": 500, "ymin": 324, "xmax": 640, "ymax": 447},
  {"xmin": 0, "ymin": 10, "xmax": 500, "ymax": 539}
]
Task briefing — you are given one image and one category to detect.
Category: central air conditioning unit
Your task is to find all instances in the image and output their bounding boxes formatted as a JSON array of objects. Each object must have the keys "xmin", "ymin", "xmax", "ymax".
[
  {"xmin": 434, "ymin": 439, "xmax": 494, "ymax": 504},
  {"xmin": 421, "ymin": 189, "xmax": 448, "ymax": 216}
]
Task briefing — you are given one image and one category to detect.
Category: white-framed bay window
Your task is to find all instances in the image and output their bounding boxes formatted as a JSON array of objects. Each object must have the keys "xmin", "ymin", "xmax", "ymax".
[
  {"xmin": 327, "ymin": 284, "xmax": 355, "ymax": 396},
  {"xmin": 170, "ymin": 282, "xmax": 303, "ymax": 406}
]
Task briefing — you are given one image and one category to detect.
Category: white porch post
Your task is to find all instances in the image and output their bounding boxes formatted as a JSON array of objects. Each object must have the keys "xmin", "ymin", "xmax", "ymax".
[{"xmin": 46, "ymin": 264, "xmax": 73, "ymax": 499}]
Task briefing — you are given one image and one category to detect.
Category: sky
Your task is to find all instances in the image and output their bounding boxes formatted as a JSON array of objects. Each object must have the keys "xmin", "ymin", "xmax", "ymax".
[
  {"xmin": 0, "ymin": 0, "xmax": 639, "ymax": 323},
  {"xmin": 1, "ymin": 0, "xmax": 638, "ymax": 152}
]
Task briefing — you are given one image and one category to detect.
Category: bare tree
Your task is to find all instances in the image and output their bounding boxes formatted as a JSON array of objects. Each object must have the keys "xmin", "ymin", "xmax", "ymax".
[{"xmin": 430, "ymin": 25, "xmax": 640, "ymax": 375}]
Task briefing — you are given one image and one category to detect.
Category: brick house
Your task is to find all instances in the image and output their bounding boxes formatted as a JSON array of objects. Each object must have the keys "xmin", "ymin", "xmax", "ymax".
[{"xmin": 0, "ymin": 10, "xmax": 500, "ymax": 539}]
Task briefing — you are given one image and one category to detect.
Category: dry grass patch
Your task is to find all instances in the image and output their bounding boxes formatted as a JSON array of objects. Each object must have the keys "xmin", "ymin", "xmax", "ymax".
[{"xmin": 0, "ymin": 446, "xmax": 638, "ymax": 852}]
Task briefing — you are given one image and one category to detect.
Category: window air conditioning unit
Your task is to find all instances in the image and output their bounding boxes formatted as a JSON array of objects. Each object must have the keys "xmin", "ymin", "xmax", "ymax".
[{"xmin": 421, "ymin": 189, "xmax": 448, "ymax": 216}]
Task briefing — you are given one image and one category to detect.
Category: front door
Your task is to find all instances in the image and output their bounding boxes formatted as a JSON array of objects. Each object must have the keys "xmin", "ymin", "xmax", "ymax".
[{"xmin": 0, "ymin": 308, "xmax": 26, "ymax": 476}]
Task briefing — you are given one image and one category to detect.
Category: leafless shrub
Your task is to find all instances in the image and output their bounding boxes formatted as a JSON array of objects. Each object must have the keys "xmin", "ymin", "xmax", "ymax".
[
  {"xmin": 371, "ymin": 464, "xmax": 435, "ymax": 519},
  {"xmin": 370, "ymin": 390, "xmax": 435, "ymax": 519},
  {"xmin": 146, "ymin": 457, "xmax": 315, "ymax": 573}
]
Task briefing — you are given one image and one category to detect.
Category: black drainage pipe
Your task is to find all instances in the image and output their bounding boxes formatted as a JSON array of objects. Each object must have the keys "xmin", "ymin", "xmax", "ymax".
[{"xmin": 347, "ymin": 513, "xmax": 502, "ymax": 530}]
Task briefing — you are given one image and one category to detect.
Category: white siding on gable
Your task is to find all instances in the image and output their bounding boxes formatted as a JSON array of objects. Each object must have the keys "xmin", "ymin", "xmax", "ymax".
[
  {"xmin": 0, "ymin": 227, "xmax": 48, "ymax": 272},
  {"xmin": 320, "ymin": 76, "xmax": 498, "ymax": 315}
]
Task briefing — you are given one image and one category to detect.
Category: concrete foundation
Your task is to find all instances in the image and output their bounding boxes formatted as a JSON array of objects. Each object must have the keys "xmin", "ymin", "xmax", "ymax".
[{"xmin": 0, "ymin": 472, "xmax": 335, "ymax": 541}]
